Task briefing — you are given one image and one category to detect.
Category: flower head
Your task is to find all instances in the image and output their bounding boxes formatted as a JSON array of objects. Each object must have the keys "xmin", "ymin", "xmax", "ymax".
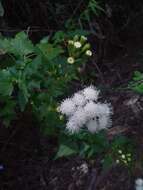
[
  {"xmin": 85, "ymin": 50, "xmax": 92, "ymax": 56},
  {"xmin": 71, "ymin": 108, "xmax": 87, "ymax": 126},
  {"xmin": 84, "ymin": 102, "xmax": 112, "ymax": 131},
  {"xmin": 60, "ymin": 98, "xmax": 76, "ymax": 116},
  {"xmin": 67, "ymin": 57, "xmax": 75, "ymax": 64},
  {"xmin": 83, "ymin": 86, "xmax": 100, "ymax": 101},
  {"xmin": 84, "ymin": 101, "xmax": 97, "ymax": 118},
  {"xmin": 74, "ymin": 41, "xmax": 82, "ymax": 48},
  {"xmin": 72, "ymin": 93, "xmax": 86, "ymax": 106}
]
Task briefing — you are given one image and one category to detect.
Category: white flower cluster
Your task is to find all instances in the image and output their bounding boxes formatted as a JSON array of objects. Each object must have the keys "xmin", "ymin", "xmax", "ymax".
[{"xmin": 59, "ymin": 86, "xmax": 113, "ymax": 134}]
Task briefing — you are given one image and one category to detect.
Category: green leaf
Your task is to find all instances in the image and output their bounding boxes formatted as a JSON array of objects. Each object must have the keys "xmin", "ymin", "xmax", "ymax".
[
  {"xmin": 18, "ymin": 80, "xmax": 30, "ymax": 111},
  {"xmin": 25, "ymin": 55, "xmax": 42, "ymax": 76},
  {"xmin": 52, "ymin": 31, "xmax": 66, "ymax": 44},
  {"xmin": 55, "ymin": 144, "xmax": 78, "ymax": 159},
  {"xmin": 102, "ymin": 155, "xmax": 114, "ymax": 170},
  {"xmin": 0, "ymin": 70, "xmax": 13, "ymax": 96},
  {"xmin": 133, "ymin": 71, "xmax": 143, "ymax": 81},
  {"xmin": 37, "ymin": 43, "xmax": 64, "ymax": 60},
  {"xmin": 0, "ymin": 32, "xmax": 34, "ymax": 57},
  {"xmin": 11, "ymin": 32, "xmax": 34, "ymax": 56},
  {"xmin": 132, "ymin": 84, "xmax": 143, "ymax": 94}
]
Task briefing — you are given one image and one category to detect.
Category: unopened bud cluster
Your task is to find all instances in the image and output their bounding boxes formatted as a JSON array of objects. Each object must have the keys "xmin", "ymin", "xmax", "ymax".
[
  {"xmin": 67, "ymin": 35, "xmax": 92, "ymax": 64},
  {"xmin": 116, "ymin": 149, "xmax": 132, "ymax": 166}
]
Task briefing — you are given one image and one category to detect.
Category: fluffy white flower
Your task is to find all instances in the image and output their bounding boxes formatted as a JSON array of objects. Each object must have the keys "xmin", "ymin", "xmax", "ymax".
[
  {"xmin": 66, "ymin": 120, "xmax": 80, "ymax": 133},
  {"xmin": 85, "ymin": 50, "xmax": 92, "ymax": 56},
  {"xmin": 74, "ymin": 41, "xmax": 82, "ymax": 48},
  {"xmin": 67, "ymin": 57, "xmax": 75, "ymax": 64},
  {"xmin": 71, "ymin": 108, "xmax": 87, "ymax": 126},
  {"xmin": 84, "ymin": 101, "xmax": 98, "ymax": 118},
  {"xmin": 72, "ymin": 93, "xmax": 86, "ymax": 106},
  {"xmin": 86, "ymin": 119, "xmax": 98, "ymax": 133},
  {"xmin": 59, "ymin": 86, "xmax": 113, "ymax": 134},
  {"xmin": 60, "ymin": 98, "xmax": 76, "ymax": 116},
  {"xmin": 83, "ymin": 86, "xmax": 100, "ymax": 101}
]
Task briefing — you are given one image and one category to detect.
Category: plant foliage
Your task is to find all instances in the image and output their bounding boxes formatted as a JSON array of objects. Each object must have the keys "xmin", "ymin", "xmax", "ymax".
[{"xmin": 0, "ymin": 31, "xmax": 91, "ymax": 130}]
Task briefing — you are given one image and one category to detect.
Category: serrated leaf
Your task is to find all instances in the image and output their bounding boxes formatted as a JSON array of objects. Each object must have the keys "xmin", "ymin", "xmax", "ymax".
[
  {"xmin": 0, "ymin": 32, "xmax": 34, "ymax": 57},
  {"xmin": 11, "ymin": 32, "xmax": 34, "ymax": 56},
  {"xmin": 37, "ymin": 43, "xmax": 64, "ymax": 60}
]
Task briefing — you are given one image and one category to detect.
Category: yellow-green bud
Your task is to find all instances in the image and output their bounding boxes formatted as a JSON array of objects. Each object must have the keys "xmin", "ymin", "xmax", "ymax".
[
  {"xmin": 68, "ymin": 40, "xmax": 74, "ymax": 45},
  {"xmin": 56, "ymin": 106, "xmax": 60, "ymax": 112},
  {"xmin": 82, "ymin": 43, "xmax": 91, "ymax": 52},
  {"xmin": 127, "ymin": 157, "xmax": 131, "ymax": 162},
  {"xmin": 85, "ymin": 50, "xmax": 92, "ymax": 56},
  {"xmin": 80, "ymin": 35, "xmax": 87, "ymax": 44},
  {"xmin": 118, "ymin": 150, "xmax": 122, "ymax": 154},
  {"xmin": 73, "ymin": 35, "xmax": 79, "ymax": 41},
  {"xmin": 59, "ymin": 115, "xmax": 64, "ymax": 120},
  {"xmin": 116, "ymin": 160, "xmax": 120, "ymax": 164},
  {"xmin": 121, "ymin": 154, "xmax": 126, "ymax": 159}
]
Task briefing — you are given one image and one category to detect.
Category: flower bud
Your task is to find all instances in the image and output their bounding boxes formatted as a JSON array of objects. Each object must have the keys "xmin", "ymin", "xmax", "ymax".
[
  {"xmin": 67, "ymin": 57, "xmax": 75, "ymax": 64},
  {"xmin": 68, "ymin": 40, "xmax": 74, "ymax": 45},
  {"xmin": 82, "ymin": 43, "xmax": 91, "ymax": 52},
  {"xmin": 73, "ymin": 35, "xmax": 79, "ymax": 41},
  {"xmin": 85, "ymin": 50, "xmax": 92, "ymax": 56},
  {"xmin": 80, "ymin": 35, "xmax": 87, "ymax": 44}
]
